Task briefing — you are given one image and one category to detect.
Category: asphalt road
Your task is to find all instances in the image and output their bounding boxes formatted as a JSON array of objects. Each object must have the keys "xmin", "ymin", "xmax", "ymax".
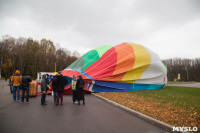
[
  {"xmin": 0, "ymin": 80, "xmax": 167, "ymax": 133},
  {"xmin": 167, "ymin": 83, "xmax": 200, "ymax": 88}
]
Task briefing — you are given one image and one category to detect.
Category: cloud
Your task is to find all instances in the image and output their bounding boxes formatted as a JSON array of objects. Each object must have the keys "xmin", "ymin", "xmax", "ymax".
[
  {"xmin": 148, "ymin": 19, "xmax": 200, "ymax": 59},
  {"xmin": 0, "ymin": 0, "xmax": 200, "ymax": 58}
]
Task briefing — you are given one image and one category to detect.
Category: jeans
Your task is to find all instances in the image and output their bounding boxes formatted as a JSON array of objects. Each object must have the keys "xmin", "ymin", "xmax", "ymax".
[
  {"xmin": 13, "ymin": 86, "xmax": 20, "ymax": 101},
  {"xmin": 21, "ymin": 87, "xmax": 29, "ymax": 102},
  {"xmin": 41, "ymin": 91, "xmax": 46, "ymax": 104},
  {"xmin": 10, "ymin": 84, "xmax": 13, "ymax": 93},
  {"xmin": 53, "ymin": 91, "xmax": 57, "ymax": 103}
]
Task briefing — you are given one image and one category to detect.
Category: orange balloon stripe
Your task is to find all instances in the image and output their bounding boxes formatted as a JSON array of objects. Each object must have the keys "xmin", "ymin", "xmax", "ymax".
[
  {"xmin": 98, "ymin": 42, "xmax": 135, "ymax": 81},
  {"xmin": 113, "ymin": 42, "xmax": 135, "ymax": 75}
]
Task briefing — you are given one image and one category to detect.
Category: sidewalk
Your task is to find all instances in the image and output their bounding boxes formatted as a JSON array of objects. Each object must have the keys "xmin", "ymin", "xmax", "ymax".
[{"xmin": 167, "ymin": 83, "xmax": 200, "ymax": 88}]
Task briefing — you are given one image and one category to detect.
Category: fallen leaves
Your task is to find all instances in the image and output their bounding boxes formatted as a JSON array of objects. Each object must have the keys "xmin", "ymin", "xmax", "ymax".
[{"xmin": 97, "ymin": 90, "xmax": 200, "ymax": 129}]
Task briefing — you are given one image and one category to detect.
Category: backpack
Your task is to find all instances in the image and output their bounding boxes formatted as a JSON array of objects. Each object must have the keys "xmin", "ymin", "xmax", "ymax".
[{"xmin": 79, "ymin": 79, "xmax": 84, "ymax": 88}]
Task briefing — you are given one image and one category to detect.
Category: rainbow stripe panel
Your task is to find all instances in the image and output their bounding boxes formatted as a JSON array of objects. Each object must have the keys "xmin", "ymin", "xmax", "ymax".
[{"xmin": 62, "ymin": 42, "xmax": 167, "ymax": 92}]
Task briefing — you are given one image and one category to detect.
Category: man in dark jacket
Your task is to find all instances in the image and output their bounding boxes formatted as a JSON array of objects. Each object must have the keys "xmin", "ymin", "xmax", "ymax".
[
  {"xmin": 21, "ymin": 73, "xmax": 32, "ymax": 103},
  {"xmin": 41, "ymin": 74, "xmax": 48, "ymax": 105},
  {"xmin": 52, "ymin": 76, "xmax": 57, "ymax": 103},
  {"xmin": 76, "ymin": 75, "xmax": 85, "ymax": 105},
  {"xmin": 56, "ymin": 72, "xmax": 68, "ymax": 105}
]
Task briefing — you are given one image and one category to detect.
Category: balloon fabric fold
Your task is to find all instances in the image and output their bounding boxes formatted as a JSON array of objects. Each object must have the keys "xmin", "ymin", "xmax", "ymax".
[{"xmin": 62, "ymin": 42, "xmax": 167, "ymax": 93}]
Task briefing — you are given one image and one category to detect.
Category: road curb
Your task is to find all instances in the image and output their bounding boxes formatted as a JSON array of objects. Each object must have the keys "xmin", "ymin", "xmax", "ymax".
[{"xmin": 92, "ymin": 93, "xmax": 176, "ymax": 132}]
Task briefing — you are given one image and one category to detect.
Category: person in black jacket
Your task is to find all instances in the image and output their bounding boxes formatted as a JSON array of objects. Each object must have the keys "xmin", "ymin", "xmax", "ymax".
[
  {"xmin": 21, "ymin": 73, "xmax": 32, "ymax": 103},
  {"xmin": 41, "ymin": 74, "xmax": 48, "ymax": 105},
  {"xmin": 76, "ymin": 75, "xmax": 85, "ymax": 105},
  {"xmin": 52, "ymin": 76, "xmax": 57, "ymax": 104},
  {"xmin": 56, "ymin": 72, "xmax": 68, "ymax": 105}
]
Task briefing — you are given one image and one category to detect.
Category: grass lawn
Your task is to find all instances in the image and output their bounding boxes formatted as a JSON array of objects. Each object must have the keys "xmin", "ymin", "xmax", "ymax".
[{"xmin": 97, "ymin": 86, "xmax": 200, "ymax": 129}]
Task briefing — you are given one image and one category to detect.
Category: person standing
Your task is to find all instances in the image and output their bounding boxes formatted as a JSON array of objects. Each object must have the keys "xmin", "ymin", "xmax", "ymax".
[
  {"xmin": 9, "ymin": 75, "xmax": 13, "ymax": 93},
  {"xmin": 46, "ymin": 74, "xmax": 50, "ymax": 91},
  {"xmin": 56, "ymin": 72, "xmax": 68, "ymax": 105},
  {"xmin": 44, "ymin": 74, "xmax": 50, "ymax": 103},
  {"xmin": 52, "ymin": 76, "xmax": 57, "ymax": 104},
  {"xmin": 21, "ymin": 73, "xmax": 32, "ymax": 103},
  {"xmin": 76, "ymin": 75, "xmax": 85, "ymax": 105},
  {"xmin": 5, "ymin": 74, "xmax": 8, "ymax": 81},
  {"xmin": 71, "ymin": 75, "xmax": 77, "ymax": 104},
  {"xmin": 41, "ymin": 74, "xmax": 48, "ymax": 105},
  {"xmin": 11, "ymin": 70, "xmax": 22, "ymax": 101}
]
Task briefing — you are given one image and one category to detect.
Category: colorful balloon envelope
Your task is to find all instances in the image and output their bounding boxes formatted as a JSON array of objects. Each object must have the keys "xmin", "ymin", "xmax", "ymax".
[{"xmin": 62, "ymin": 42, "xmax": 167, "ymax": 92}]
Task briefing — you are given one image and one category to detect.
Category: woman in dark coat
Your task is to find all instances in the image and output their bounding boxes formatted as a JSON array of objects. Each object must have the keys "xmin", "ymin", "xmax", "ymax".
[{"xmin": 76, "ymin": 75, "xmax": 85, "ymax": 105}]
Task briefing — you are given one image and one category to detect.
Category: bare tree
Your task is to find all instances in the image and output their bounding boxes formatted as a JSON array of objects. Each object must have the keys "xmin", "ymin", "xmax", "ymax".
[
  {"xmin": 0, "ymin": 36, "xmax": 79, "ymax": 79},
  {"xmin": 162, "ymin": 58, "xmax": 200, "ymax": 82}
]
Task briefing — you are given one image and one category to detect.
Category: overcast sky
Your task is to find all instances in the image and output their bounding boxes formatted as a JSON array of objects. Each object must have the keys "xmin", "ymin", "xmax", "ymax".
[{"xmin": 0, "ymin": 0, "xmax": 200, "ymax": 59}]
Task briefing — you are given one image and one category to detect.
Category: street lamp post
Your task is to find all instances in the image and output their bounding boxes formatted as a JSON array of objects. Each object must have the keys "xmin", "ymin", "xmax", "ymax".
[{"xmin": 55, "ymin": 62, "xmax": 56, "ymax": 72}]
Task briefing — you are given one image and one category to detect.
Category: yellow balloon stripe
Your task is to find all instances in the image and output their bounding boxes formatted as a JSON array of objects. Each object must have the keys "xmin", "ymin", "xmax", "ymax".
[{"xmin": 121, "ymin": 42, "xmax": 151, "ymax": 83}]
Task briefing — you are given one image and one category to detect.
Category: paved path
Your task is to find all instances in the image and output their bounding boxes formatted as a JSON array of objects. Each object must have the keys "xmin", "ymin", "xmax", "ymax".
[
  {"xmin": 167, "ymin": 83, "xmax": 200, "ymax": 88},
  {"xmin": 0, "ymin": 80, "xmax": 167, "ymax": 133}
]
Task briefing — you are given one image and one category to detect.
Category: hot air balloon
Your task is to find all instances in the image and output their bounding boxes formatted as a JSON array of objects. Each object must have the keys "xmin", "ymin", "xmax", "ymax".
[{"xmin": 62, "ymin": 42, "xmax": 167, "ymax": 93}]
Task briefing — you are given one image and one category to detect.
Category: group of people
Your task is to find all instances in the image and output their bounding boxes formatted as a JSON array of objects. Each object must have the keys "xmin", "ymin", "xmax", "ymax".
[
  {"xmin": 9, "ymin": 70, "xmax": 86, "ymax": 106},
  {"xmin": 41, "ymin": 72, "xmax": 68, "ymax": 106},
  {"xmin": 10, "ymin": 70, "xmax": 32, "ymax": 102},
  {"xmin": 41, "ymin": 72, "xmax": 85, "ymax": 106}
]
